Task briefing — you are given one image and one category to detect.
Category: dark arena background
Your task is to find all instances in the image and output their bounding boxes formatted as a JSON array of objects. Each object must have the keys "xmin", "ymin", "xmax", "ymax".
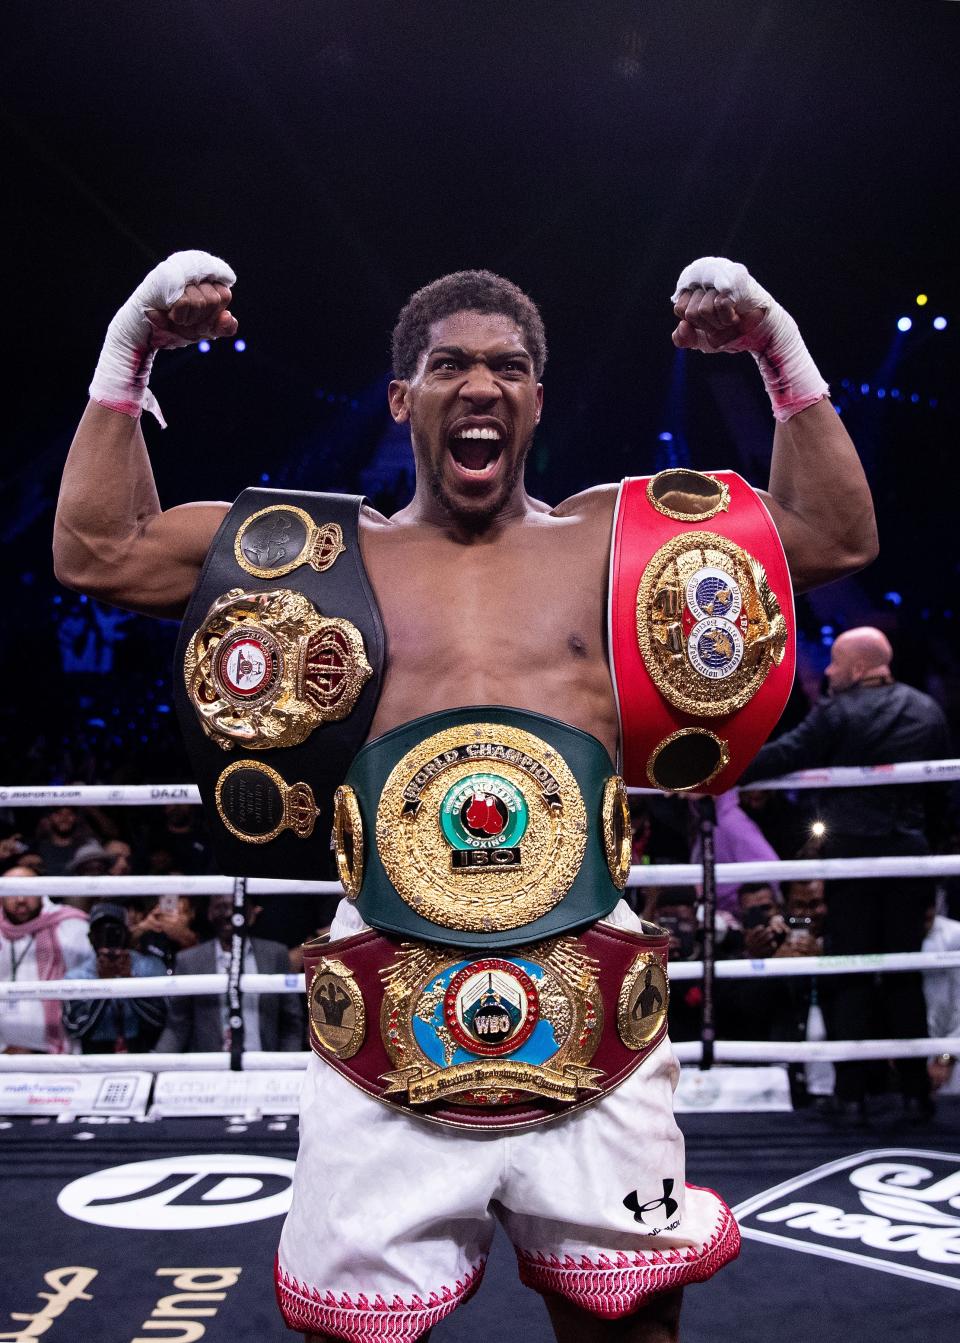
[{"xmin": 2, "ymin": 3, "xmax": 959, "ymax": 1342}]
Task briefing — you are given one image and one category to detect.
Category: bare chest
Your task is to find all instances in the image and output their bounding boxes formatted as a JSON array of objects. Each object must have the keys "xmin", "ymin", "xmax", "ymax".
[{"xmin": 359, "ymin": 514, "xmax": 618, "ymax": 751}]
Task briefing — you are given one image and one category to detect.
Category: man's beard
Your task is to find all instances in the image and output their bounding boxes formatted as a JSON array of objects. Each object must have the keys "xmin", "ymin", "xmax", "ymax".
[{"xmin": 426, "ymin": 432, "xmax": 533, "ymax": 529}]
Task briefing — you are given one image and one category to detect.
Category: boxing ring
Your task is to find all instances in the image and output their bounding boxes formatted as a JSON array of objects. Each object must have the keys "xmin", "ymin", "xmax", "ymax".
[{"xmin": 1, "ymin": 762, "xmax": 958, "ymax": 1341}]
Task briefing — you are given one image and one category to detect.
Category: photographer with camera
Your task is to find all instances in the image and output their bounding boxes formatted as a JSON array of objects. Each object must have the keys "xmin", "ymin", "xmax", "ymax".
[{"xmin": 63, "ymin": 902, "xmax": 167, "ymax": 1053}]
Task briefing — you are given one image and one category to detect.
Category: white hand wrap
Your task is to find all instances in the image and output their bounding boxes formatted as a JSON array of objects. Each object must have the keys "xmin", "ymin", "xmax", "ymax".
[
  {"xmin": 671, "ymin": 256, "xmax": 829, "ymax": 422},
  {"xmin": 89, "ymin": 249, "xmax": 236, "ymax": 427}
]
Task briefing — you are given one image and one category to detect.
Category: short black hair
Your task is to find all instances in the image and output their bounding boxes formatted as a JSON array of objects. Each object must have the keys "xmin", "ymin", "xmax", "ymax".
[{"xmin": 391, "ymin": 269, "xmax": 547, "ymax": 380}]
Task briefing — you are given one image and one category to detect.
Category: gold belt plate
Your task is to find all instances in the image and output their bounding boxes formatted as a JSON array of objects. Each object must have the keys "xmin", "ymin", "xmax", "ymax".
[
  {"xmin": 378, "ymin": 937, "xmax": 604, "ymax": 1108},
  {"xmin": 636, "ymin": 530, "xmax": 787, "ymax": 717},
  {"xmin": 374, "ymin": 723, "xmax": 588, "ymax": 933},
  {"xmin": 183, "ymin": 587, "xmax": 372, "ymax": 750}
]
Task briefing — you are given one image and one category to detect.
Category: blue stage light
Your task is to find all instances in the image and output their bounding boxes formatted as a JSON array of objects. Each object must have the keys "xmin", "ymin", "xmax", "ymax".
[
  {"xmin": 891, "ymin": 389, "xmax": 900, "ymax": 399},
  {"xmin": 156, "ymin": 704, "xmax": 171, "ymax": 714},
  {"xmin": 933, "ymin": 316, "xmax": 948, "ymax": 330},
  {"xmin": 658, "ymin": 431, "xmax": 673, "ymax": 442},
  {"xmin": 911, "ymin": 393, "xmax": 920, "ymax": 403},
  {"xmin": 876, "ymin": 388, "xmax": 886, "ymax": 398},
  {"xmin": 198, "ymin": 339, "xmax": 211, "ymax": 353},
  {"xmin": 860, "ymin": 383, "xmax": 870, "ymax": 394},
  {"xmin": 260, "ymin": 472, "xmax": 270, "ymax": 483},
  {"xmin": 234, "ymin": 338, "xmax": 246, "ymax": 352},
  {"xmin": 897, "ymin": 316, "xmax": 912, "ymax": 332},
  {"xmin": 884, "ymin": 592, "xmax": 902, "ymax": 606}
]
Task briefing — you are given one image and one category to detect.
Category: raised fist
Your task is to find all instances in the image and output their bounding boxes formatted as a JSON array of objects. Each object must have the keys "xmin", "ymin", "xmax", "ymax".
[
  {"xmin": 670, "ymin": 257, "xmax": 771, "ymax": 354},
  {"xmin": 136, "ymin": 250, "xmax": 238, "ymax": 350}
]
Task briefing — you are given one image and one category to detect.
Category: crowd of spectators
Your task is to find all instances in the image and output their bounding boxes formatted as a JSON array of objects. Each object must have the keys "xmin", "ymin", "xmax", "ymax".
[
  {"xmin": 1, "ymin": 706, "xmax": 958, "ymax": 1115},
  {"xmin": 0, "ymin": 797, "xmax": 340, "ymax": 1061}
]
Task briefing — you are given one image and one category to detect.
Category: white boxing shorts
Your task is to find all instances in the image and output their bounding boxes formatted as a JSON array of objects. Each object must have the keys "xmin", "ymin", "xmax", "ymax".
[{"xmin": 276, "ymin": 901, "xmax": 739, "ymax": 1340}]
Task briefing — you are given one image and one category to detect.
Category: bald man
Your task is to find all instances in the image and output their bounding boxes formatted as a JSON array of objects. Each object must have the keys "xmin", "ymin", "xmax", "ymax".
[{"xmin": 741, "ymin": 627, "xmax": 951, "ymax": 1117}]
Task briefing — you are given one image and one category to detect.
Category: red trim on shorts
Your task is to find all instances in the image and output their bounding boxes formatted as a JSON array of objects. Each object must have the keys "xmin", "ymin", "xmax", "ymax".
[
  {"xmin": 515, "ymin": 1186, "xmax": 740, "ymax": 1319},
  {"xmin": 275, "ymin": 1255, "xmax": 484, "ymax": 1340}
]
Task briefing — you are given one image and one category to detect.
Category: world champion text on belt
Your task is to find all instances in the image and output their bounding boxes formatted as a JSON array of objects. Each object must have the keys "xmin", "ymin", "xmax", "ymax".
[{"xmin": 334, "ymin": 708, "xmax": 628, "ymax": 950}]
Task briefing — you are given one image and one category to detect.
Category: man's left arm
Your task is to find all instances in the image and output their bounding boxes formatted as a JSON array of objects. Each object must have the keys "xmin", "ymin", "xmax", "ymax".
[{"xmin": 672, "ymin": 258, "xmax": 878, "ymax": 592}]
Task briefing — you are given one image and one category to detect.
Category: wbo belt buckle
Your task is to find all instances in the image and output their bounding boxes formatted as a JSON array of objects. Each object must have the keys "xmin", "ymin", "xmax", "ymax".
[
  {"xmin": 305, "ymin": 924, "xmax": 671, "ymax": 1129},
  {"xmin": 377, "ymin": 938, "xmax": 606, "ymax": 1108}
]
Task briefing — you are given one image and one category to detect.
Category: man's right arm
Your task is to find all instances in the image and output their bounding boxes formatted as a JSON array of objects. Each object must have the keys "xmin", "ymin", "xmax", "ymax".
[
  {"xmin": 54, "ymin": 402, "xmax": 228, "ymax": 617},
  {"xmin": 53, "ymin": 251, "xmax": 237, "ymax": 618}
]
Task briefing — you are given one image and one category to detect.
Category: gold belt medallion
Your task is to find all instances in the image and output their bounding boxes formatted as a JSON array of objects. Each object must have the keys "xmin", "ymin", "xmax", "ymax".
[
  {"xmin": 214, "ymin": 759, "xmax": 320, "ymax": 843},
  {"xmin": 636, "ymin": 530, "xmax": 787, "ymax": 718},
  {"xmin": 234, "ymin": 504, "xmax": 346, "ymax": 578},
  {"xmin": 617, "ymin": 951, "xmax": 669, "ymax": 1050},
  {"xmin": 184, "ymin": 587, "xmax": 372, "ymax": 750},
  {"xmin": 308, "ymin": 957, "xmax": 366, "ymax": 1060},
  {"xmin": 378, "ymin": 937, "xmax": 604, "ymax": 1108},
  {"xmin": 374, "ymin": 723, "xmax": 588, "ymax": 933}
]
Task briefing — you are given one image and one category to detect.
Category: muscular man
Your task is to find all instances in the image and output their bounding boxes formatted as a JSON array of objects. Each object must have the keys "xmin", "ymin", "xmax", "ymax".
[{"xmin": 54, "ymin": 251, "xmax": 876, "ymax": 1342}]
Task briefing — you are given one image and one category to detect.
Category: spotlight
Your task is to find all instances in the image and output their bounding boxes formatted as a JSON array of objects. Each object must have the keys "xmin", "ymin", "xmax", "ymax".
[
  {"xmin": 234, "ymin": 338, "xmax": 247, "ymax": 352},
  {"xmin": 876, "ymin": 388, "xmax": 886, "ymax": 399},
  {"xmin": 884, "ymin": 591, "xmax": 902, "ymax": 606},
  {"xmin": 198, "ymin": 340, "xmax": 211, "ymax": 353},
  {"xmin": 897, "ymin": 316, "xmax": 912, "ymax": 332},
  {"xmin": 933, "ymin": 316, "xmax": 948, "ymax": 331},
  {"xmin": 916, "ymin": 294, "xmax": 928, "ymax": 306},
  {"xmin": 860, "ymin": 383, "xmax": 870, "ymax": 394},
  {"xmin": 810, "ymin": 820, "xmax": 826, "ymax": 839},
  {"xmin": 910, "ymin": 393, "xmax": 920, "ymax": 403},
  {"xmin": 658, "ymin": 431, "xmax": 673, "ymax": 442}
]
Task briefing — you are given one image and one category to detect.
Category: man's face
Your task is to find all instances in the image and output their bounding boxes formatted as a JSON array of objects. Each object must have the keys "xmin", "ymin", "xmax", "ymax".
[
  {"xmin": 786, "ymin": 880, "xmax": 827, "ymax": 935},
  {"xmin": 105, "ymin": 840, "xmax": 132, "ymax": 876},
  {"xmin": 49, "ymin": 807, "xmax": 77, "ymax": 837},
  {"xmin": 389, "ymin": 310, "xmax": 543, "ymax": 525},
  {"xmin": 739, "ymin": 886, "xmax": 779, "ymax": 924},
  {"xmin": 2, "ymin": 894, "xmax": 42, "ymax": 925},
  {"xmin": 824, "ymin": 636, "xmax": 859, "ymax": 693}
]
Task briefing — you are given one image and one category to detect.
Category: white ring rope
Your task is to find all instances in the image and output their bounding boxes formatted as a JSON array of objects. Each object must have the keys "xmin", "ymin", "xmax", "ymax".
[
  {"xmin": 2, "ymin": 756, "xmax": 960, "ymax": 808},
  {"xmin": 3, "ymin": 852, "xmax": 959, "ymax": 899},
  {"xmin": 0, "ymin": 1038, "xmax": 956, "ymax": 1073},
  {"xmin": 4, "ymin": 947, "xmax": 960, "ymax": 1004}
]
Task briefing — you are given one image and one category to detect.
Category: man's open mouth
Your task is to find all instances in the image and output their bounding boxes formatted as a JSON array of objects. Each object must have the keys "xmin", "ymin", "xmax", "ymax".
[{"xmin": 448, "ymin": 425, "xmax": 505, "ymax": 479}]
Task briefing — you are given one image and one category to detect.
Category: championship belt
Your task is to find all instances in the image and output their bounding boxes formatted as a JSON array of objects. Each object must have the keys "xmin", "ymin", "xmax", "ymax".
[
  {"xmin": 609, "ymin": 470, "xmax": 795, "ymax": 793},
  {"xmin": 173, "ymin": 489, "xmax": 385, "ymax": 878},
  {"xmin": 304, "ymin": 921, "xmax": 669, "ymax": 1130},
  {"xmin": 332, "ymin": 706, "xmax": 633, "ymax": 950}
]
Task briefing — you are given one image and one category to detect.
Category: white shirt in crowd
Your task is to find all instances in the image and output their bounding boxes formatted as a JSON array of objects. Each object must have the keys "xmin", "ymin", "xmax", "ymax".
[
  {"xmin": 214, "ymin": 939, "xmax": 261, "ymax": 1052},
  {"xmin": 923, "ymin": 913, "xmax": 960, "ymax": 1096},
  {"xmin": 0, "ymin": 909, "xmax": 90, "ymax": 1052}
]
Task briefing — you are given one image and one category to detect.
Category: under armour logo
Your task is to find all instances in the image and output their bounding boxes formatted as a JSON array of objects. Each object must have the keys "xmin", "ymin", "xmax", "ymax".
[{"xmin": 623, "ymin": 1178, "xmax": 678, "ymax": 1224}]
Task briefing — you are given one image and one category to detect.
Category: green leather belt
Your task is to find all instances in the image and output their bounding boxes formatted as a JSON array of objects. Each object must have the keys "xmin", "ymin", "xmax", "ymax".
[{"xmin": 332, "ymin": 706, "xmax": 632, "ymax": 950}]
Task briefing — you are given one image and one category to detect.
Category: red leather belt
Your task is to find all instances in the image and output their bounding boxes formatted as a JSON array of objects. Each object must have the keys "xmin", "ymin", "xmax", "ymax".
[
  {"xmin": 303, "ymin": 922, "xmax": 670, "ymax": 1131},
  {"xmin": 609, "ymin": 469, "xmax": 795, "ymax": 793}
]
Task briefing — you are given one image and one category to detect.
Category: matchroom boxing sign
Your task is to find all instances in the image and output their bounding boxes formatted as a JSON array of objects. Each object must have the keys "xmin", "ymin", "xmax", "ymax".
[{"xmin": 734, "ymin": 1148, "xmax": 960, "ymax": 1291}]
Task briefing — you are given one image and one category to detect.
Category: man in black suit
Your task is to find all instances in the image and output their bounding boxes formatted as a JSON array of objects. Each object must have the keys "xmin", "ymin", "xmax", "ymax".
[
  {"xmin": 155, "ymin": 893, "xmax": 302, "ymax": 1052},
  {"xmin": 741, "ymin": 626, "xmax": 951, "ymax": 1115}
]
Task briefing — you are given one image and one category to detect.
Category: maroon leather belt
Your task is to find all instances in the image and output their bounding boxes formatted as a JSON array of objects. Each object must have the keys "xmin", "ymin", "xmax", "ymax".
[{"xmin": 303, "ymin": 922, "xmax": 670, "ymax": 1131}]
